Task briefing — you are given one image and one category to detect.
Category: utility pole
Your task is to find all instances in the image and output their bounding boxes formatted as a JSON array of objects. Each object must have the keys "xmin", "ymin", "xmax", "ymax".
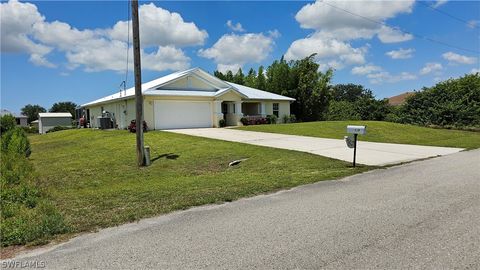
[{"xmin": 131, "ymin": 0, "xmax": 145, "ymax": 166}]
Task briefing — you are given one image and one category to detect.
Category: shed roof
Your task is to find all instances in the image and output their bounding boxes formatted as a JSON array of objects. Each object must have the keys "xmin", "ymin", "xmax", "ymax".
[{"xmin": 39, "ymin": 112, "xmax": 72, "ymax": 118}]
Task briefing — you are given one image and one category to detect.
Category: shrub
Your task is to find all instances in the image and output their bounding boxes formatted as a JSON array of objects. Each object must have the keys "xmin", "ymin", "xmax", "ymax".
[
  {"xmin": 326, "ymin": 100, "xmax": 361, "ymax": 121},
  {"xmin": 21, "ymin": 126, "xmax": 39, "ymax": 134},
  {"xmin": 46, "ymin": 126, "xmax": 72, "ymax": 133},
  {"xmin": 289, "ymin": 114, "xmax": 297, "ymax": 123},
  {"xmin": 394, "ymin": 74, "xmax": 480, "ymax": 128},
  {"xmin": 1, "ymin": 114, "xmax": 16, "ymax": 134},
  {"xmin": 240, "ymin": 117, "xmax": 249, "ymax": 126},
  {"xmin": 0, "ymin": 201, "xmax": 68, "ymax": 247},
  {"xmin": 282, "ymin": 114, "xmax": 290, "ymax": 124},
  {"xmin": 1, "ymin": 127, "xmax": 31, "ymax": 157},
  {"xmin": 219, "ymin": 119, "xmax": 226, "ymax": 127},
  {"xmin": 0, "ymin": 129, "xmax": 68, "ymax": 247},
  {"xmin": 266, "ymin": 115, "xmax": 277, "ymax": 124}
]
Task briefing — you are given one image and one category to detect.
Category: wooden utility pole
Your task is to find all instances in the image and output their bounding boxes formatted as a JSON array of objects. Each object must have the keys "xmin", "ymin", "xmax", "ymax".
[{"xmin": 131, "ymin": 0, "xmax": 145, "ymax": 166}]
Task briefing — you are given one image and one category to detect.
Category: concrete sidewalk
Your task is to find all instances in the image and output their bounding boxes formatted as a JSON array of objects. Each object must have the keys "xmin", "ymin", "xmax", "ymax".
[{"xmin": 167, "ymin": 128, "xmax": 463, "ymax": 166}]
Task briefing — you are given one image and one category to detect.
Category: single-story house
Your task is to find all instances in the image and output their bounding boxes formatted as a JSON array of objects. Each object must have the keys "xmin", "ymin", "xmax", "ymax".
[
  {"xmin": 0, "ymin": 109, "xmax": 28, "ymax": 127},
  {"xmin": 81, "ymin": 68, "xmax": 295, "ymax": 130},
  {"xmin": 38, "ymin": 112, "xmax": 73, "ymax": 134}
]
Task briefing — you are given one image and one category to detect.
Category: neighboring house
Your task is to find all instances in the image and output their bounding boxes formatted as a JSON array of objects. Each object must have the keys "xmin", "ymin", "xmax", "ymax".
[
  {"xmin": 388, "ymin": 92, "xmax": 415, "ymax": 106},
  {"xmin": 0, "ymin": 109, "xmax": 28, "ymax": 127},
  {"xmin": 38, "ymin": 112, "xmax": 72, "ymax": 134},
  {"xmin": 31, "ymin": 120, "xmax": 39, "ymax": 129},
  {"xmin": 81, "ymin": 68, "xmax": 295, "ymax": 130}
]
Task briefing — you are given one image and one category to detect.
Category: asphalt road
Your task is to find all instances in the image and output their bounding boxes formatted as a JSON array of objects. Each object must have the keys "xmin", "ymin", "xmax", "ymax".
[{"xmin": 6, "ymin": 149, "xmax": 480, "ymax": 269}]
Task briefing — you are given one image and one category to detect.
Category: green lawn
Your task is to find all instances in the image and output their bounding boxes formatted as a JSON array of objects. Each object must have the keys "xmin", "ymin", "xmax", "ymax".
[
  {"xmin": 237, "ymin": 121, "xmax": 480, "ymax": 149},
  {"xmin": 29, "ymin": 129, "xmax": 370, "ymax": 234}
]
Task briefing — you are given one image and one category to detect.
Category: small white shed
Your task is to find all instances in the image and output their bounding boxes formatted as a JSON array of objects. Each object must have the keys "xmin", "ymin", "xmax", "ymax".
[{"xmin": 38, "ymin": 112, "xmax": 72, "ymax": 134}]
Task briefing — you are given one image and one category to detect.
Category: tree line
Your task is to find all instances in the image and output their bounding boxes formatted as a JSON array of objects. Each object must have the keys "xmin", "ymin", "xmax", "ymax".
[
  {"xmin": 20, "ymin": 101, "xmax": 77, "ymax": 123},
  {"xmin": 214, "ymin": 54, "xmax": 480, "ymax": 128},
  {"xmin": 214, "ymin": 54, "xmax": 390, "ymax": 122}
]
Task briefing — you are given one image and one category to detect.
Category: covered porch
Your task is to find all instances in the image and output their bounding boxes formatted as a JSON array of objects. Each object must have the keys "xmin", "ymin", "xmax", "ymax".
[{"xmin": 213, "ymin": 100, "xmax": 266, "ymax": 127}]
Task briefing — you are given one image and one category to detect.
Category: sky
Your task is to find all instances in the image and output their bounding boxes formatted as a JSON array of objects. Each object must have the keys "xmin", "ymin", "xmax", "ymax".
[{"xmin": 1, "ymin": 0, "xmax": 479, "ymax": 114}]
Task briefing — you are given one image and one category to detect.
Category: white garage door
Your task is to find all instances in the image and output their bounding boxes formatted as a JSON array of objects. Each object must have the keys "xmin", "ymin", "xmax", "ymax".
[{"xmin": 154, "ymin": 100, "xmax": 213, "ymax": 130}]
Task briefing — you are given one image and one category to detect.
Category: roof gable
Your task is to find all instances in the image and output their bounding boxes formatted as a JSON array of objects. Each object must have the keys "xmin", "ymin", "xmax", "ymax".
[{"xmin": 81, "ymin": 68, "xmax": 294, "ymax": 107}]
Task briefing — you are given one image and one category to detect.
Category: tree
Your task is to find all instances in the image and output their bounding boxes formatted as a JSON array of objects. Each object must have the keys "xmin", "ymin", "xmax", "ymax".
[
  {"xmin": 244, "ymin": 68, "xmax": 257, "ymax": 88},
  {"xmin": 21, "ymin": 104, "xmax": 46, "ymax": 123},
  {"xmin": 225, "ymin": 70, "xmax": 234, "ymax": 82},
  {"xmin": 256, "ymin": 66, "xmax": 266, "ymax": 90},
  {"xmin": 266, "ymin": 56, "xmax": 290, "ymax": 95},
  {"xmin": 288, "ymin": 54, "xmax": 332, "ymax": 121},
  {"xmin": 49, "ymin": 101, "xmax": 77, "ymax": 118},
  {"xmin": 331, "ymin": 84, "xmax": 373, "ymax": 102},
  {"xmin": 214, "ymin": 70, "xmax": 226, "ymax": 80},
  {"xmin": 0, "ymin": 114, "xmax": 17, "ymax": 133},
  {"xmin": 396, "ymin": 73, "xmax": 480, "ymax": 127},
  {"xmin": 233, "ymin": 68, "xmax": 245, "ymax": 85}
]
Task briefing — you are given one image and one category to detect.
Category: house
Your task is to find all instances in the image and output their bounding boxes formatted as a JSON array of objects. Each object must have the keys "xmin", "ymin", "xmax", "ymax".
[
  {"xmin": 0, "ymin": 109, "xmax": 28, "ymax": 127},
  {"xmin": 38, "ymin": 112, "xmax": 73, "ymax": 134},
  {"xmin": 81, "ymin": 68, "xmax": 295, "ymax": 130},
  {"xmin": 388, "ymin": 92, "xmax": 415, "ymax": 106}
]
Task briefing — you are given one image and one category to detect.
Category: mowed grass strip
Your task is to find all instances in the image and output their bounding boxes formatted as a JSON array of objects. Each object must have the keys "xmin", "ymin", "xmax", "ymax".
[
  {"xmin": 29, "ymin": 129, "xmax": 370, "ymax": 234},
  {"xmin": 237, "ymin": 121, "xmax": 480, "ymax": 149}
]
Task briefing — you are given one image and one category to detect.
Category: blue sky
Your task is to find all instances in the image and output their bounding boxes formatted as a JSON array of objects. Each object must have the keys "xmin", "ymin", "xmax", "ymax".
[{"xmin": 1, "ymin": 0, "xmax": 479, "ymax": 114}]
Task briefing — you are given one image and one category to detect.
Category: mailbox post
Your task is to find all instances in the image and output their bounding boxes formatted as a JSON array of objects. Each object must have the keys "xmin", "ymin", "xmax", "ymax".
[{"xmin": 346, "ymin": 125, "xmax": 366, "ymax": 167}]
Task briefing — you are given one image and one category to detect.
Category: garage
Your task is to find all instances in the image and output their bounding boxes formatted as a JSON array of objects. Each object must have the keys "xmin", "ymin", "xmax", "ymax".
[{"xmin": 154, "ymin": 100, "xmax": 213, "ymax": 130}]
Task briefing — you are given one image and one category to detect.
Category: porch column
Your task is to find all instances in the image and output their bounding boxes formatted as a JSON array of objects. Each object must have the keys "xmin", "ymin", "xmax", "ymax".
[
  {"xmin": 234, "ymin": 101, "xmax": 243, "ymax": 126},
  {"xmin": 260, "ymin": 102, "xmax": 266, "ymax": 117},
  {"xmin": 213, "ymin": 100, "xmax": 223, "ymax": 128},
  {"xmin": 234, "ymin": 101, "xmax": 243, "ymax": 116}
]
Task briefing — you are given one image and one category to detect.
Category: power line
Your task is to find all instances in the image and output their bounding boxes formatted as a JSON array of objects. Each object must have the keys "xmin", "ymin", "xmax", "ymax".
[
  {"xmin": 320, "ymin": 1, "xmax": 480, "ymax": 54},
  {"xmin": 123, "ymin": 0, "xmax": 131, "ymax": 94},
  {"xmin": 417, "ymin": 1, "xmax": 479, "ymax": 30}
]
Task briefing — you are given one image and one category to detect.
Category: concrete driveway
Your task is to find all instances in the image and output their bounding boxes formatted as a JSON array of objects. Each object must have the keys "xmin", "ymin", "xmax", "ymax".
[{"xmin": 167, "ymin": 128, "xmax": 463, "ymax": 166}]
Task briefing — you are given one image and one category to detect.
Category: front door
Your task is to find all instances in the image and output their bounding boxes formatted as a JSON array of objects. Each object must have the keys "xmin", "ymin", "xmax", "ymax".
[{"xmin": 221, "ymin": 103, "xmax": 228, "ymax": 120}]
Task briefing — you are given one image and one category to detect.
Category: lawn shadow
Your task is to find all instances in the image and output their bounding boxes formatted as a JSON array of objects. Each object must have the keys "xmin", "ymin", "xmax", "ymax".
[{"xmin": 151, "ymin": 153, "xmax": 180, "ymax": 163}]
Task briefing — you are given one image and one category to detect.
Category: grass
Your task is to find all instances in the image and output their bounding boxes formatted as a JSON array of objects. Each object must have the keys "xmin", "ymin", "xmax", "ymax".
[
  {"xmin": 27, "ymin": 129, "xmax": 370, "ymax": 236},
  {"xmin": 236, "ymin": 121, "xmax": 480, "ymax": 149}
]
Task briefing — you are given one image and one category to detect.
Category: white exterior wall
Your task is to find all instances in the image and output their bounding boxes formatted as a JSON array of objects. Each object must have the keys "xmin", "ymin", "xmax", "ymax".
[
  {"xmin": 85, "ymin": 97, "xmax": 291, "ymax": 129},
  {"xmin": 39, "ymin": 117, "xmax": 72, "ymax": 134}
]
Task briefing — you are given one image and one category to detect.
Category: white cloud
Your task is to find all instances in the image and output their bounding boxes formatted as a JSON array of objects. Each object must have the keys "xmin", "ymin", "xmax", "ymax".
[
  {"xmin": 367, "ymin": 71, "xmax": 416, "ymax": 84},
  {"xmin": 142, "ymin": 46, "xmax": 190, "ymax": 71},
  {"xmin": 286, "ymin": 0, "xmax": 414, "ymax": 70},
  {"xmin": 294, "ymin": 0, "xmax": 414, "ymax": 43},
  {"xmin": 285, "ymin": 32, "xmax": 367, "ymax": 70},
  {"xmin": 467, "ymin": 20, "xmax": 479, "ymax": 29},
  {"xmin": 471, "ymin": 68, "xmax": 480, "ymax": 74},
  {"xmin": 386, "ymin": 48, "xmax": 415, "ymax": 59},
  {"xmin": 351, "ymin": 64, "xmax": 382, "ymax": 75},
  {"xmin": 0, "ymin": 0, "xmax": 54, "ymax": 67},
  {"xmin": 377, "ymin": 25, "xmax": 413, "ymax": 43},
  {"xmin": 226, "ymin": 20, "xmax": 245, "ymax": 32},
  {"xmin": 1, "ymin": 1, "xmax": 205, "ymax": 72},
  {"xmin": 433, "ymin": 0, "xmax": 448, "ymax": 8},
  {"xmin": 108, "ymin": 3, "xmax": 207, "ymax": 47},
  {"xmin": 442, "ymin": 52, "xmax": 477, "ymax": 65},
  {"xmin": 420, "ymin": 62, "xmax": 443, "ymax": 75},
  {"xmin": 199, "ymin": 32, "xmax": 276, "ymax": 72}
]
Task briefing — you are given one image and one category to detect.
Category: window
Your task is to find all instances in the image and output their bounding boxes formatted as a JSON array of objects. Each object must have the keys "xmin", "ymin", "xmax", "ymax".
[{"xmin": 273, "ymin": 103, "xmax": 279, "ymax": 117}]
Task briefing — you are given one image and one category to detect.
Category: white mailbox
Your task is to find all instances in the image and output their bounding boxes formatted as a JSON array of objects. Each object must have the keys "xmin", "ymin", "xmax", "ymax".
[{"xmin": 347, "ymin": 125, "xmax": 367, "ymax": 135}]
